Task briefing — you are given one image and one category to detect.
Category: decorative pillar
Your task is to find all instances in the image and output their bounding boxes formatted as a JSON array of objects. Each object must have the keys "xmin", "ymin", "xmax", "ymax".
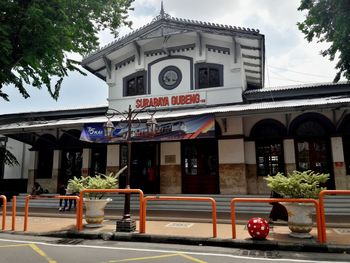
[
  {"xmin": 331, "ymin": 137, "xmax": 347, "ymax": 189},
  {"xmin": 27, "ymin": 151, "xmax": 38, "ymax": 193},
  {"xmin": 82, "ymin": 148, "xmax": 91, "ymax": 176},
  {"xmin": 283, "ymin": 139, "xmax": 296, "ymax": 174},
  {"xmin": 106, "ymin": 145, "xmax": 120, "ymax": 174},
  {"xmin": 160, "ymin": 142, "xmax": 181, "ymax": 194},
  {"xmin": 219, "ymin": 139, "xmax": 247, "ymax": 194}
]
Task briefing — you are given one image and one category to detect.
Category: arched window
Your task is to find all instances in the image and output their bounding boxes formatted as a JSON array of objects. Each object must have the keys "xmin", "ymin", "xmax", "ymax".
[
  {"xmin": 250, "ymin": 119, "xmax": 286, "ymax": 176},
  {"xmin": 289, "ymin": 113, "xmax": 335, "ymax": 189}
]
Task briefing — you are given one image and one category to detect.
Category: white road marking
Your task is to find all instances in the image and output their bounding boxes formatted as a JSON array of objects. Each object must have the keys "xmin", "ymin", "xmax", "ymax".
[{"xmin": 0, "ymin": 238, "xmax": 345, "ymax": 263}]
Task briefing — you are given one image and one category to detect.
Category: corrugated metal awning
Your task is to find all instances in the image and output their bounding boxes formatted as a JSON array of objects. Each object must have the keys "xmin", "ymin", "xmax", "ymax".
[{"xmin": 1, "ymin": 95, "xmax": 350, "ymax": 134}]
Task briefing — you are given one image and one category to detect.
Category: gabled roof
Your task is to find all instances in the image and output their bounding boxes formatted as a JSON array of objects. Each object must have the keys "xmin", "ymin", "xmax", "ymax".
[
  {"xmin": 243, "ymin": 81, "xmax": 350, "ymax": 102},
  {"xmin": 82, "ymin": 7, "xmax": 265, "ymax": 88}
]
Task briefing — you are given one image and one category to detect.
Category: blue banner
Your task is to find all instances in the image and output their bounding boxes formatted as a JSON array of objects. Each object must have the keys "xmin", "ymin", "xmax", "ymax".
[{"xmin": 80, "ymin": 115, "xmax": 215, "ymax": 143}]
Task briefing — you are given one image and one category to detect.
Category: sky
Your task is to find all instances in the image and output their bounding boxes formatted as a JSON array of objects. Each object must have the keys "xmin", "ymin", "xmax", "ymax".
[{"xmin": 0, "ymin": 0, "xmax": 343, "ymax": 115}]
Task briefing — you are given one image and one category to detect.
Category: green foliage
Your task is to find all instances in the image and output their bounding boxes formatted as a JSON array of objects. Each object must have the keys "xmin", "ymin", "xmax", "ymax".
[
  {"xmin": 265, "ymin": 170, "xmax": 329, "ymax": 199},
  {"xmin": 67, "ymin": 166, "xmax": 127, "ymax": 199},
  {"xmin": 298, "ymin": 0, "xmax": 350, "ymax": 82},
  {"xmin": 0, "ymin": 0, "xmax": 134, "ymax": 101},
  {"xmin": 0, "ymin": 147, "xmax": 19, "ymax": 166}
]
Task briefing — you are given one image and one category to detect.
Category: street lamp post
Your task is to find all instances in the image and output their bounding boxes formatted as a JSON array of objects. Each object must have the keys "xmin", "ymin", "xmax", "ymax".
[{"xmin": 104, "ymin": 104, "xmax": 156, "ymax": 232}]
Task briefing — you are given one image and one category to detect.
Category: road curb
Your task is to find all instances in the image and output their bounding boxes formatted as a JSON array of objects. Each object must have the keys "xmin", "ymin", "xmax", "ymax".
[{"xmin": 18, "ymin": 229, "xmax": 350, "ymax": 254}]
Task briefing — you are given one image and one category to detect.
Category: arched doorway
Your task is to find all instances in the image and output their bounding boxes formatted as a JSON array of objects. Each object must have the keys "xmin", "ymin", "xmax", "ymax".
[
  {"xmin": 34, "ymin": 134, "xmax": 57, "ymax": 179},
  {"xmin": 58, "ymin": 129, "xmax": 84, "ymax": 188},
  {"xmin": 250, "ymin": 119, "xmax": 286, "ymax": 176},
  {"xmin": 289, "ymin": 113, "xmax": 335, "ymax": 189}
]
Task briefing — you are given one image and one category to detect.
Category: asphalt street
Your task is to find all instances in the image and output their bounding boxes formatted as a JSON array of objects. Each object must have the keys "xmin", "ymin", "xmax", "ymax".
[{"xmin": 0, "ymin": 234, "xmax": 350, "ymax": 263}]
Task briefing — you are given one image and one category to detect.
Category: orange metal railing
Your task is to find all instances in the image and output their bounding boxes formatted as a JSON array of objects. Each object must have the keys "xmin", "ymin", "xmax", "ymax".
[
  {"xmin": 24, "ymin": 195, "xmax": 80, "ymax": 231},
  {"xmin": 319, "ymin": 190, "xmax": 350, "ymax": 243},
  {"xmin": 0, "ymin": 195, "xmax": 6, "ymax": 230},
  {"xmin": 11, "ymin": 196, "xmax": 16, "ymax": 231},
  {"xmin": 77, "ymin": 189, "xmax": 144, "ymax": 232},
  {"xmin": 230, "ymin": 198, "xmax": 323, "ymax": 243},
  {"xmin": 141, "ymin": 196, "xmax": 217, "ymax": 238}
]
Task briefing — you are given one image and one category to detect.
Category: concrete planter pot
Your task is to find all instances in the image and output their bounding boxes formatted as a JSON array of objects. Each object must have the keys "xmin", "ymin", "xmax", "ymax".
[
  {"xmin": 84, "ymin": 198, "xmax": 112, "ymax": 228},
  {"xmin": 281, "ymin": 202, "xmax": 314, "ymax": 238}
]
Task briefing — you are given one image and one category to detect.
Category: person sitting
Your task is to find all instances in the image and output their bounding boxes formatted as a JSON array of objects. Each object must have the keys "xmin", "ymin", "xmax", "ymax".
[
  {"xmin": 269, "ymin": 190, "xmax": 288, "ymax": 224},
  {"xmin": 31, "ymin": 182, "xmax": 44, "ymax": 195}
]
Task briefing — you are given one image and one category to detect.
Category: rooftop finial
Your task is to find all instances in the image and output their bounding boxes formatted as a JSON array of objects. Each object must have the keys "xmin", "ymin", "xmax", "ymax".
[
  {"xmin": 153, "ymin": 1, "xmax": 171, "ymax": 21},
  {"xmin": 160, "ymin": 1, "xmax": 165, "ymax": 18}
]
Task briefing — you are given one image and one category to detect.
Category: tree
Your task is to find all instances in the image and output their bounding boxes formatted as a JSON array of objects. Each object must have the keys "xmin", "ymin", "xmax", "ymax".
[
  {"xmin": 0, "ymin": 0, "xmax": 133, "ymax": 166},
  {"xmin": 0, "ymin": 0, "xmax": 133, "ymax": 101},
  {"xmin": 298, "ymin": 0, "xmax": 350, "ymax": 82},
  {"xmin": 0, "ymin": 147, "xmax": 19, "ymax": 167}
]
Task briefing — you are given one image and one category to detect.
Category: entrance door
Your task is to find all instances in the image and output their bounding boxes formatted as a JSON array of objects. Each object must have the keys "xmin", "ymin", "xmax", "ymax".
[
  {"xmin": 181, "ymin": 139, "xmax": 219, "ymax": 194},
  {"xmin": 121, "ymin": 143, "xmax": 159, "ymax": 194},
  {"xmin": 296, "ymin": 139, "xmax": 335, "ymax": 189},
  {"xmin": 61, "ymin": 150, "xmax": 83, "ymax": 185}
]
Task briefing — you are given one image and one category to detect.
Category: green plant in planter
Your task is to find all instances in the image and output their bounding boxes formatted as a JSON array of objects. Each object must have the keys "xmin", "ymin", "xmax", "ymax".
[
  {"xmin": 264, "ymin": 170, "xmax": 329, "ymax": 199},
  {"xmin": 67, "ymin": 166, "xmax": 127, "ymax": 200}
]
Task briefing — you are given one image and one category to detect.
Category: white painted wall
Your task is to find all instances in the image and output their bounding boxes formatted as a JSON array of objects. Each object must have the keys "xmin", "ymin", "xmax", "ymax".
[
  {"xmin": 108, "ymin": 34, "xmax": 246, "ymax": 112},
  {"xmin": 161, "ymin": 142, "xmax": 180, "ymax": 165},
  {"xmin": 107, "ymin": 145, "xmax": 120, "ymax": 167},
  {"xmin": 219, "ymin": 139, "xmax": 244, "ymax": 164},
  {"xmin": 283, "ymin": 139, "xmax": 296, "ymax": 164},
  {"xmin": 331, "ymin": 137, "xmax": 345, "ymax": 162},
  {"xmin": 244, "ymin": 141, "xmax": 256, "ymax": 164},
  {"xmin": 3, "ymin": 138, "xmax": 31, "ymax": 179}
]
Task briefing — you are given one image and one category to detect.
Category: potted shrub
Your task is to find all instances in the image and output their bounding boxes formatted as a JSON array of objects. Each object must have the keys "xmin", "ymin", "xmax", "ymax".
[
  {"xmin": 265, "ymin": 170, "xmax": 329, "ymax": 238},
  {"xmin": 67, "ymin": 166, "xmax": 127, "ymax": 227}
]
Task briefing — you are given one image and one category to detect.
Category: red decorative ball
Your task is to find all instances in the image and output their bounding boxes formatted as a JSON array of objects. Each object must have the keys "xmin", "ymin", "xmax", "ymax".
[{"xmin": 247, "ymin": 217, "xmax": 269, "ymax": 240}]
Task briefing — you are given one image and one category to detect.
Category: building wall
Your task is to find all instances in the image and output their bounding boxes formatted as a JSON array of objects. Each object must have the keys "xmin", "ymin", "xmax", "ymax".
[
  {"xmin": 4, "ymin": 138, "xmax": 31, "ymax": 179},
  {"xmin": 160, "ymin": 142, "xmax": 181, "ymax": 193},
  {"xmin": 218, "ymin": 138, "xmax": 247, "ymax": 194},
  {"xmin": 108, "ymin": 34, "xmax": 244, "ymax": 112}
]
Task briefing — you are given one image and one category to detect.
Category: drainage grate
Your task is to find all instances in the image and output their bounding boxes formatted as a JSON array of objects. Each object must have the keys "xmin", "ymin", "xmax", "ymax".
[
  {"xmin": 55, "ymin": 238, "xmax": 85, "ymax": 245},
  {"xmin": 333, "ymin": 228, "xmax": 350, "ymax": 235},
  {"xmin": 239, "ymin": 249, "xmax": 279, "ymax": 258},
  {"xmin": 165, "ymin": 222, "xmax": 194, "ymax": 228}
]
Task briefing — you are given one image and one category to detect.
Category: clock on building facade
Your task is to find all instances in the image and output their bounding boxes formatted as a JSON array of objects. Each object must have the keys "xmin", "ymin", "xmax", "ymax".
[{"xmin": 158, "ymin": 66, "xmax": 182, "ymax": 90}]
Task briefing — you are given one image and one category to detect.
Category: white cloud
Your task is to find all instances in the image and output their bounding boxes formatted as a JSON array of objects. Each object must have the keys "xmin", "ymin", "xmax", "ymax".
[{"xmin": 0, "ymin": 0, "xmax": 344, "ymax": 114}]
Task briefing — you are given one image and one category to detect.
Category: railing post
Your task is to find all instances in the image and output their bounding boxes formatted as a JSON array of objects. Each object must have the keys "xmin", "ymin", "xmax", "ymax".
[
  {"xmin": 11, "ymin": 196, "xmax": 16, "ymax": 231},
  {"xmin": 24, "ymin": 195, "xmax": 30, "ymax": 231},
  {"xmin": 230, "ymin": 199, "xmax": 236, "ymax": 239},
  {"xmin": 1, "ymin": 195, "xmax": 7, "ymax": 230}
]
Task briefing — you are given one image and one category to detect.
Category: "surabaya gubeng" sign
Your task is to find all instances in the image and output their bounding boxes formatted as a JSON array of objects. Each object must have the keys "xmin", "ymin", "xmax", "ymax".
[{"xmin": 135, "ymin": 92, "xmax": 207, "ymax": 108}]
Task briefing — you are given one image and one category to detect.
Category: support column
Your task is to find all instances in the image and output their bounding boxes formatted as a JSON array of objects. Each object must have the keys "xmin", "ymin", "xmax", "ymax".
[
  {"xmin": 331, "ymin": 137, "xmax": 347, "ymax": 189},
  {"xmin": 106, "ymin": 145, "xmax": 120, "ymax": 174},
  {"xmin": 283, "ymin": 139, "xmax": 296, "ymax": 174},
  {"xmin": 27, "ymin": 151, "xmax": 38, "ymax": 193},
  {"xmin": 51, "ymin": 150, "xmax": 61, "ymax": 191},
  {"xmin": 82, "ymin": 148, "xmax": 91, "ymax": 177},
  {"xmin": 219, "ymin": 139, "xmax": 247, "ymax": 194},
  {"xmin": 160, "ymin": 142, "xmax": 181, "ymax": 194}
]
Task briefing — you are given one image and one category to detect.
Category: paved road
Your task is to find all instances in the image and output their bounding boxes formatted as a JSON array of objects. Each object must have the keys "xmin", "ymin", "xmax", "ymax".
[{"xmin": 0, "ymin": 234, "xmax": 350, "ymax": 263}]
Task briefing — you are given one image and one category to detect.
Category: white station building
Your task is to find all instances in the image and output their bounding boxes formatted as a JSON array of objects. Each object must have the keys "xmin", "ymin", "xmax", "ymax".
[{"xmin": 1, "ymin": 7, "xmax": 350, "ymax": 196}]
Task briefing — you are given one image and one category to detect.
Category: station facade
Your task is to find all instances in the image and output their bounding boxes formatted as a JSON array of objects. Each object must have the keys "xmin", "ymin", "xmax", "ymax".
[{"xmin": 1, "ymin": 9, "xmax": 350, "ymax": 195}]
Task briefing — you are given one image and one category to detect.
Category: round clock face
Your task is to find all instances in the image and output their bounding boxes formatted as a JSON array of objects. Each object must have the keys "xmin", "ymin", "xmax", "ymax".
[
  {"xmin": 163, "ymin": 70, "xmax": 178, "ymax": 86},
  {"xmin": 159, "ymin": 66, "xmax": 182, "ymax": 90}
]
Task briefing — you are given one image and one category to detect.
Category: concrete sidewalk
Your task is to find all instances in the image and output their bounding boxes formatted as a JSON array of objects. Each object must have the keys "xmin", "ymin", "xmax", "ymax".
[{"xmin": 2, "ymin": 208, "xmax": 350, "ymax": 253}]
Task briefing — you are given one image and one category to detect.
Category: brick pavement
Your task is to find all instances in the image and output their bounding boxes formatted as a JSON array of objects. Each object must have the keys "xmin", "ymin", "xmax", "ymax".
[{"xmin": 1, "ymin": 208, "xmax": 350, "ymax": 251}]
